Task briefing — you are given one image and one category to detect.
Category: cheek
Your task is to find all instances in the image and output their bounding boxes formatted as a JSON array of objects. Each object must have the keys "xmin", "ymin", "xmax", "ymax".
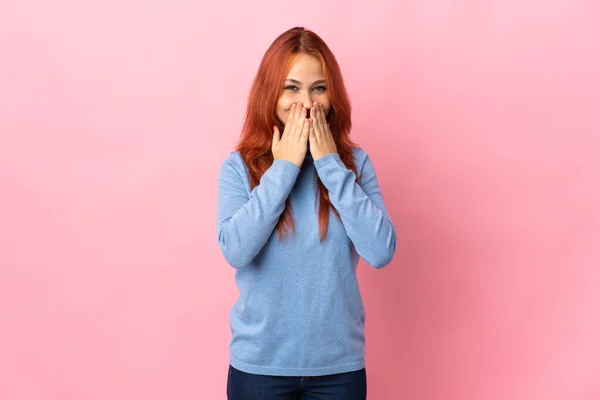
[
  {"xmin": 276, "ymin": 102, "xmax": 287, "ymax": 116},
  {"xmin": 277, "ymin": 99, "xmax": 293, "ymax": 112},
  {"xmin": 317, "ymin": 99, "xmax": 331, "ymax": 115}
]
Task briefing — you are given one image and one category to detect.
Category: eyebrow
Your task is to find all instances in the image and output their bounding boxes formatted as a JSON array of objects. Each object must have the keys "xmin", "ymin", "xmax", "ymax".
[{"xmin": 284, "ymin": 79, "xmax": 327, "ymax": 85}]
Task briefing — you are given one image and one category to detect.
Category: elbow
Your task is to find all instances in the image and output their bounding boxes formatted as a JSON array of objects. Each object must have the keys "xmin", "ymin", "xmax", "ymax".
[
  {"xmin": 220, "ymin": 245, "xmax": 253, "ymax": 269},
  {"xmin": 218, "ymin": 232, "xmax": 253, "ymax": 269},
  {"xmin": 223, "ymin": 250, "xmax": 251, "ymax": 269},
  {"xmin": 367, "ymin": 252, "xmax": 394, "ymax": 269},
  {"xmin": 366, "ymin": 237, "xmax": 396, "ymax": 270}
]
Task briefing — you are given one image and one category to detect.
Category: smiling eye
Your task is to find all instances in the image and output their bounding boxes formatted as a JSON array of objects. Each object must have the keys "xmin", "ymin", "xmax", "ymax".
[{"xmin": 284, "ymin": 85, "xmax": 327, "ymax": 92}]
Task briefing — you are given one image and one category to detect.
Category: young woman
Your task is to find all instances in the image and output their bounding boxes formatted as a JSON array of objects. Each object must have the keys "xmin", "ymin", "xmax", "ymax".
[{"xmin": 217, "ymin": 26, "xmax": 397, "ymax": 400}]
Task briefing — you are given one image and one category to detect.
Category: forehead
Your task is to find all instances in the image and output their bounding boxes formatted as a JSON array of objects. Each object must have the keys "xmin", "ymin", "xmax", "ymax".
[{"xmin": 285, "ymin": 53, "xmax": 324, "ymax": 80}]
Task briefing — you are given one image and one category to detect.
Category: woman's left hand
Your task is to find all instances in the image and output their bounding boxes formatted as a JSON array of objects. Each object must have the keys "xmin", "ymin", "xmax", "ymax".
[{"xmin": 309, "ymin": 102, "xmax": 337, "ymax": 161}]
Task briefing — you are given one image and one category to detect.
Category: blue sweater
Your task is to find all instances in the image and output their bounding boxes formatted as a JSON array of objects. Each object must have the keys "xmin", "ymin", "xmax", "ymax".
[{"xmin": 216, "ymin": 146, "xmax": 396, "ymax": 376}]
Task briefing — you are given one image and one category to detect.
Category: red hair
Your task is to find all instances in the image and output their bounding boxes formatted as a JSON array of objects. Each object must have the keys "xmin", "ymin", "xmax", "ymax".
[{"xmin": 235, "ymin": 26, "xmax": 361, "ymax": 242}]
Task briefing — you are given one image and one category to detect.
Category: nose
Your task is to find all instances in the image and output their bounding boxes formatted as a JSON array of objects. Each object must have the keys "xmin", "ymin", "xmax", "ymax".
[
  {"xmin": 301, "ymin": 93, "xmax": 313, "ymax": 112},
  {"xmin": 294, "ymin": 101, "xmax": 314, "ymax": 118}
]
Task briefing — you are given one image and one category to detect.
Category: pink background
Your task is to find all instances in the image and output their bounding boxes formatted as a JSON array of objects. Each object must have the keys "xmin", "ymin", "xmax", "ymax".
[{"xmin": 1, "ymin": 1, "xmax": 599, "ymax": 399}]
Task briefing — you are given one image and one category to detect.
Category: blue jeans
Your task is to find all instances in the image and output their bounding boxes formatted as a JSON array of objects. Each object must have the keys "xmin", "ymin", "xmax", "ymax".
[{"xmin": 226, "ymin": 365, "xmax": 367, "ymax": 400}]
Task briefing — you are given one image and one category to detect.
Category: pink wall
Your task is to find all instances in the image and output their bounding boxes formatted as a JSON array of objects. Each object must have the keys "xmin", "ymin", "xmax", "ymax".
[{"xmin": 1, "ymin": 1, "xmax": 599, "ymax": 399}]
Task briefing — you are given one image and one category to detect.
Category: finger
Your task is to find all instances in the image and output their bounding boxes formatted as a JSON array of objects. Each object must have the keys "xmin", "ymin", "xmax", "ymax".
[
  {"xmin": 290, "ymin": 103, "xmax": 301, "ymax": 138},
  {"xmin": 310, "ymin": 119, "xmax": 319, "ymax": 145},
  {"xmin": 286, "ymin": 103, "xmax": 297, "ymax": 125},
  {"xmin": 300, "ymin": 119, "xmax": 310, "ymax": 143},
  {"xmin": 272, "ymin": 125, "xmax": 280, "ymax": 147},
  {"xmin": 294, "ymin": 102, "xmax": 302, "ymax": 121},
  {"xmin": 284, "ymin": 104, "xmax": 297, "ymax": 140},
  {"xmin": 294, "ymin": 106, "xmax": 307, "ymax": 140},
  {"xmin": 299, "ymin": 105, "xmax": 307, "ymax": 124},
  {"xmin": 308, "ymin": 119, "xmax": 316, "ymax": 144},
  {"xmin": 318, "ymin": 103, "xmax": 327, "ymax": 137},
  {"xmin": 301, "ymin": 105, "xmax": 307, "ymax": 127},
  {"xmin": 313, "ymin": 103, "xmax": 322, "ymax": 139}
]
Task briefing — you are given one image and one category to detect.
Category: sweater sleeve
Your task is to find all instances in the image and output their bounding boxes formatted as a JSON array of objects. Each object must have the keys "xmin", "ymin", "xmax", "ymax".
[
  {"xmin": 216, "ymin": 155, "xmax": 300, "ymax": 269},
  {"xmin": 314, "ymin": 152, "xmax": 396, "ymax": 269}
]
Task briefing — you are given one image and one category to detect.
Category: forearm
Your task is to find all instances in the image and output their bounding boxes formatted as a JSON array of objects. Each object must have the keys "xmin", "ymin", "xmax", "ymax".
[
  {"xmin": 314, "ymin": 153, "xmax": 396, "ymax": 268},
  {"xmin": 217, "ymin": 159, "xmax": 300, "ymax": 268}
]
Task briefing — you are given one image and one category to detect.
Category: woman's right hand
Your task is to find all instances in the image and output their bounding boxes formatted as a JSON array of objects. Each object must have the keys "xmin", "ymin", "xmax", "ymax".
[{"xmin": 272, "ymin": 102, "xmax": 310, "ymax": 168}]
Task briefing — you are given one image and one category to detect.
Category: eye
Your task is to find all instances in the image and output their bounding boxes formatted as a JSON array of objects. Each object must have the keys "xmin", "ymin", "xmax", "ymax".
[{"xmin": 284, "ymin": 85, "xmax": 327, "ymax": 92}]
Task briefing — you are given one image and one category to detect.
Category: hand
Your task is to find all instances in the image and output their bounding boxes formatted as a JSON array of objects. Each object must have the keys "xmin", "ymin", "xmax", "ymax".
[
  {"xmin": 272, "ymin": 102, "xmax": 310, "ymax": 168},
  {"xmin": 309, "ymin": 102, "xmax": 337, "ymax": 161}
]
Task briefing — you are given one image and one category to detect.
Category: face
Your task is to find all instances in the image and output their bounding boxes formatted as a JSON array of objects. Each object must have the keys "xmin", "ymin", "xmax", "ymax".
[{"xmin": 276, "ymin": 53, "xmax": 331, "ymax": 126}]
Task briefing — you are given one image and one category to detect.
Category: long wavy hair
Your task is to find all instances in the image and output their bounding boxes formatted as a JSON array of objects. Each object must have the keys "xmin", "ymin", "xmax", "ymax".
[{"xmin": 236, "ymin": 27, "xmax": 361, "ymax": 242}]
